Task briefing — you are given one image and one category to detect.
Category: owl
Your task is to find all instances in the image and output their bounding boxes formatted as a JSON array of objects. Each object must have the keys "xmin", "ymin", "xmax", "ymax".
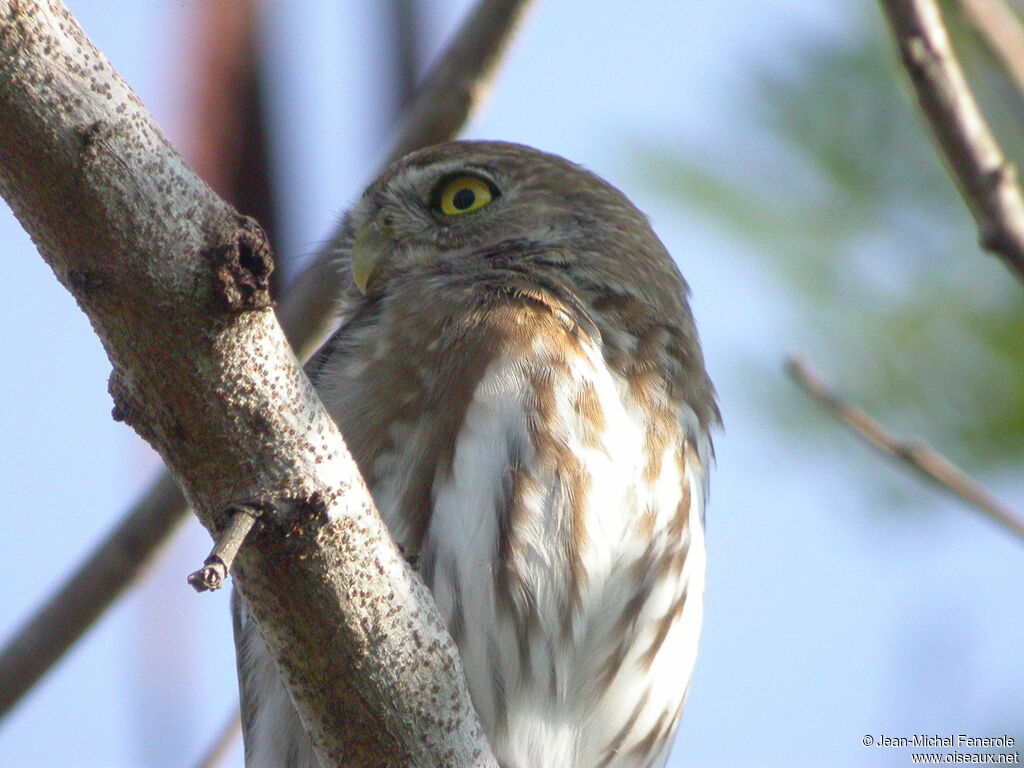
[{"xmin": 233, "ymin": 141, "xmax": 718, "ymax": 768}]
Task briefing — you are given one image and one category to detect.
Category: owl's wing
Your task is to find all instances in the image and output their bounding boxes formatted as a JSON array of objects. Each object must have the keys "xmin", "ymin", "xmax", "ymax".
[{"xmin": 232, "ymin": 589, "xmax": 321, "ymax": 768}]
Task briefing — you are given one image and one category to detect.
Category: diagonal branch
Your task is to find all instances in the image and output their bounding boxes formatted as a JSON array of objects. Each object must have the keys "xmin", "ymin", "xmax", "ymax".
[
  {"xmin": 786, "ymin": 356, "xmax": 1024, "ymax": 543},
  {"xmin": 0, "ymin": 474, "xmax": 185, "ymax": 719},
  {"xmin": 0, "ymin": 0, "xmax": 531, "ymax": 724},
  {"xmin": 382, "ymin": 0, "xmax": 422, "ymax": 121},
  {"xmin": 0, "ymin": 1, "xmax": 501, "ymax": 764},
  {"xmin": 386, "ymin": 0, "xmax": 531, "ymax": 165},
  {"xmin": 956, "ymin": 0, "xmax": 1024, "ymax": 99},
  {"xmin": 186, "ymin": 505, "xmax": 259, "ymax": 592},
  {"xmin": 878, "ymin": 0, "xmax": 1024, "ymax": 286}
]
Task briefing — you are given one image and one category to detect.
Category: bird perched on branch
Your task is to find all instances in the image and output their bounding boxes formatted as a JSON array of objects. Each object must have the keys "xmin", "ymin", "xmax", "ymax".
[{"xmin": 233, "ymin": 141, "xmax": 718, "ymax": 768}]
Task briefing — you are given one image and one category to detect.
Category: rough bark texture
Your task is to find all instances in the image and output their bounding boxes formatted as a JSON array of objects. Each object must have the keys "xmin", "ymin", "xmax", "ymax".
[{"xmin": 0, "ymin": 2, "xmax": 496, "ymax": 766}]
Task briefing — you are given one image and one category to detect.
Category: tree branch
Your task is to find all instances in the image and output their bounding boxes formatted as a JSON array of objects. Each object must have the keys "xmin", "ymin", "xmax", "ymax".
[
  {"xmin": 956, "ymin": 0, "xmax": 1024, "ymax": 99},
  {"xmin": 0, "ymin": 0, "xmax": 531, "ymax": 724},
  {"xmin": 786, "ymin": 356, "xmax": 1024, "ymax": 543},
  {"xmin": 878, "ymin": 0, "xmax": 1024, "ymax": 286},
  {"xmin": 186, "ymin": 505, "xmax": 259, "ymax": 592},
  {"xmin": 0, "ymin": 2, "xmax": 497, "ymax": 765},
  {"xmin": 383, "ymin": 0, "xmax": 422, "ymax": 121},
  {"xmin": 387, "ymin": 0, "xmax": 531, "ymax": 164},
  {"xmin": 0, "ymin": 474, "xmax": 185, "ymax": 719}
]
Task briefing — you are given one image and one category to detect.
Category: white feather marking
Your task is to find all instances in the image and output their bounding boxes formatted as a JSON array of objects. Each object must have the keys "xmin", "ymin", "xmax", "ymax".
[{"xmin": 424, "ymin": 335, "xmax": 706, "ymax": 768}]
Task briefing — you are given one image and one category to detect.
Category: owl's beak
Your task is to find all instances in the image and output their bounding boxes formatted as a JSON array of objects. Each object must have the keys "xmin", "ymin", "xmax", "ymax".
[{"xmin": 350, "ymin": 218, "xmax": 391, "ymax": 294}]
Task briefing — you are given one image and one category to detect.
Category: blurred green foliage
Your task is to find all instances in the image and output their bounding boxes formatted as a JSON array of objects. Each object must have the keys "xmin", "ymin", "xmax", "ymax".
[{"xmin": 646, "ymin": 0, "xmax": 1024, "ymax": 472}]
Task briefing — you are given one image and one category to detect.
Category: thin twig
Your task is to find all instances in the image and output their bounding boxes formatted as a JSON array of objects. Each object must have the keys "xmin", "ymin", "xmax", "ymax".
[
  {"xmin": 187, "ymin": 506, "xmax": 259, "ymax": 592},
  {"xmin": 878, "ymin": 0, "xmax": 1024, "ymax": 286},
  {"xmin": 786, "ymin": 355, "xmax": 1024, "ymax": 542},
  {"xmin": 190, "ymin": 710, "xmax": 242, "ymax": 768},
  {"xmin": 956, "ymin": 0, "xmax": 1024, "ymax": 99},
  {"xmin": 0, "ymin": 0, "xmax": 532, "ymax": 723}
]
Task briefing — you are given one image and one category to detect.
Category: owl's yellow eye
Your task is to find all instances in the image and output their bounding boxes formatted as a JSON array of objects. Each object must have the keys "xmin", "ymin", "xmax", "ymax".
[{"xmin": 434, "ymin": 175, "xmax": 496, "ymax": 216}]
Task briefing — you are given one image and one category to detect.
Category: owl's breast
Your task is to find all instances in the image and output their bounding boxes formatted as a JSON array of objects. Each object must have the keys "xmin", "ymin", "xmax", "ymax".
[
  {"xmin": 314, "ymin": 291, "xmax": 707, "ymax": 768},
  {"xmin": 425, "ymin": 325, "xmax": 705, "ymax": 768}
]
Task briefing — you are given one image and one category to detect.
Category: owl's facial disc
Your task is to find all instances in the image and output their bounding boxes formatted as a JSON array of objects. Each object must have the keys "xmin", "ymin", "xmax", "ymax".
[{"xmin": 349, "ymin": 166, "xmax": 506, "ymax": 294}]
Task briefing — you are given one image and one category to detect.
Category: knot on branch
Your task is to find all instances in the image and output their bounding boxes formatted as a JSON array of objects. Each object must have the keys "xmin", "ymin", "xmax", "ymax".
[
  {"xmin": 76, "ymin": 120, "xmax": 112, "ymax": 151},
  {"xmin": 66, "ymin": 267, "xmax": 107, "ymax": 294},
  {"xmin": 107, "ymin": 370, "xmax": 156, "ymax": 439},
  {"xmin": 207, "ymin": 215, "xmax": 274, "ymax": 312},
  {"xmin": 249, "ymin": 488, "xmax": 337, "ymax": 542}
]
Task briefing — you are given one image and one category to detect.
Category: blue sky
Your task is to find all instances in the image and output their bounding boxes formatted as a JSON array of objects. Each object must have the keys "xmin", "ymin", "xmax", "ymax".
[{"xmin": 1, "ymin": 2, "xmax": 1022, "ymax": 767}]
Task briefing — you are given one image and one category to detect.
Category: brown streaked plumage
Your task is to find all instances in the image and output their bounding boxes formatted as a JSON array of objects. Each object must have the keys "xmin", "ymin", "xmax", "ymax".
[{"xmin": 234, "ymin": 140, "xmax": 718, "ymax": 768}]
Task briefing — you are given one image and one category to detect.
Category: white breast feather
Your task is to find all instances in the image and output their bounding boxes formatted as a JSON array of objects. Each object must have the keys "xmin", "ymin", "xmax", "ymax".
[{"xmin": 425, "ymin": 335, "xmax": 706, "ymax": 768}]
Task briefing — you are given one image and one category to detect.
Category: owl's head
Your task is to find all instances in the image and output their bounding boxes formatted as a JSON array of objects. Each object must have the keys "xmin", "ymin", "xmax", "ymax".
[
  {"xmin": 334, "ymin": 140, "xmax": 718, "ymax": 433},
  {"xmin": 339, "ymin": 141, "xmax": 689, "ymax": 316}
]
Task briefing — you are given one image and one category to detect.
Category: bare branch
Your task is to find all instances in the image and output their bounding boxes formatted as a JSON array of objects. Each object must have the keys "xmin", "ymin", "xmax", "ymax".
[
  {"xmin": 383, "ymin": 0, "xmax": 422, "ymax": 120},
  {"xmin": 0, "ymin": 2, "xmax": 496, "ymax": 765},
  {"xmin": 957, "ymin": 0, "xmax": 1024, "ymax": 98},
  {"xmin": 187, "ymin": 505, "xmax": 259, "ymax": 592},
  {"xmin": 786, "ymin": 356, "xmax": 1024, "ymax": 543},
  {"xmin": 0, "ymin": 0, "xmax": 532, "ymax": 723},
  {"xmin": 387, "ymin": 0, "xmax": 532, "ymax": 164},
  {"xmin": 878, "ymin": 0, "xmax": 1024, "ymax": 286},
  {"xmin": 0, "ymin": 474, "xmax": 186, "ymax": 720}
]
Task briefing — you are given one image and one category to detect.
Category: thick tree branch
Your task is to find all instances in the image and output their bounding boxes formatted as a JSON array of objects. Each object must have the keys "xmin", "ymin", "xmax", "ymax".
[
  {"xmin": 0, "ymin": 2, "xmax": 497, "ymax": 766},
  {"xmin": 786, "ymin": 356, "xmax": 1024, "ymax": 543},
  {"xmin": 0, "ymin": 0, "xmax": 531, "ymax": 723},
  {"xmin": 878, "ymin": 0, "xmax": 1024, "ymax": 286}
]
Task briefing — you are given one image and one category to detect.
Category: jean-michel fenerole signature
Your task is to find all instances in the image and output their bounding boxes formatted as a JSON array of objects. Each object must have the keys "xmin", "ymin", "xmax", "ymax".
[{"xmin": 867, "ymin": 735, "xmax": 1015, "ymax": 749}]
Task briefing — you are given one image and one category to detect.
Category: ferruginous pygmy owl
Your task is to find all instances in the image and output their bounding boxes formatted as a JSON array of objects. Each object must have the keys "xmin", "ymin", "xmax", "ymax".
[{"xmin": 233, "ymin": 141, "xmax": 719, "ymax": 768}]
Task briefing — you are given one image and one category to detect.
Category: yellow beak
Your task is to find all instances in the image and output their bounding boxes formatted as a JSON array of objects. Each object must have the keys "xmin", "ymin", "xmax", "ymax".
[{"xmin": 350, "ymin": 219, "xmax": 391, "ymax": 294}]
